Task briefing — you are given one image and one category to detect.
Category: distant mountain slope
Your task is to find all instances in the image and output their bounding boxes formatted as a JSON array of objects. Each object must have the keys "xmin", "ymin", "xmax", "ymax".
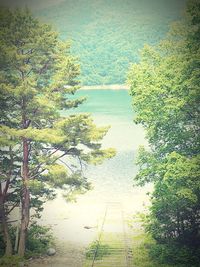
[{"xmin": 28, "ymin": 0, "xmax": 187, "ymax": 85}]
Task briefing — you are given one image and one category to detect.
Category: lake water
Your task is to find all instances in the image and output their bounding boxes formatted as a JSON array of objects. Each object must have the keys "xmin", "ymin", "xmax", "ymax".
[{"xmin": 40, "ymin": 89, "xmax": 150, "ymax": 246}]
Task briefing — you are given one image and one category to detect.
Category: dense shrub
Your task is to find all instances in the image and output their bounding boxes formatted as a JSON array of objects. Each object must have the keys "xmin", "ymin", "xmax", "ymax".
[
  {"xmin": 25, "ymin": 223, "xmax": 54, "ymax": 258},
  {"xmin": 0, "ymin": 223, "xmax": 53, "ymax": 259},
  {"xmin": 149, "ymin": 243, "xmax": 200, "ymax": 266}
]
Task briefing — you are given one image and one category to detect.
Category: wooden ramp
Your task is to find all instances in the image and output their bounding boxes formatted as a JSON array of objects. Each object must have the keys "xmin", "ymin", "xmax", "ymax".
[{"xmin": 84, "ymin": 202, "xmax": 133, "ymax": 267}]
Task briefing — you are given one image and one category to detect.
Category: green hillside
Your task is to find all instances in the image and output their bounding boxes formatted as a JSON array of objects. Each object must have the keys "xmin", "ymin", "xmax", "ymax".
[{"xmin": 2, "ymin": 0, "xmax": 186, "ymax": 85}]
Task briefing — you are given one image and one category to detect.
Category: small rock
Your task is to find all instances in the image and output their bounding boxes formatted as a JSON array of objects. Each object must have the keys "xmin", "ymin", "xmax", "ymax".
[
  {"xmin": 47, "ymin": 247, "xmax": 56, "ymax": 256},
  {"xmin": 84, "ymin": 225, "xmax": 96, "ymax": 229},
  {"xmin": 84, "ymin": 226, "xmax": 92, "ymax": 229}
]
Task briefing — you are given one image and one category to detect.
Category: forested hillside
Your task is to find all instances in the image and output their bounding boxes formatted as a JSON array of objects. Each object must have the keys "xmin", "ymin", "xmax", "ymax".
[{"xmin": 34, "ymin": 0, "xmax": 186, "ymax": 85}]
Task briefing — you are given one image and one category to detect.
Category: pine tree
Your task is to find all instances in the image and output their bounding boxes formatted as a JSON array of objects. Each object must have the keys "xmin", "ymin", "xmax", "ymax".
[{"xmin": 0, "ymin": 8, "xmax": 115, "ymax": 256}]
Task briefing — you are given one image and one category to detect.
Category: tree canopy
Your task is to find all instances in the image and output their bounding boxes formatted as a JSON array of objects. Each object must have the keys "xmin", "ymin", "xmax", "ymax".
[
  {"xmin": 0, "ymin": 7, "xmax": 115, "ymax": 257},
  {"xmin": 128, "ymin": 0, "xmax": 200, "ymax": 265}
]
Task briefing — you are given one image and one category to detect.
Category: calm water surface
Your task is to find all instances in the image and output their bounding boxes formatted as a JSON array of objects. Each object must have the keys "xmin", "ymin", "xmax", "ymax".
[{"xmin": 40, "ymin": 89, "xmax": 150, "ymax": 245}]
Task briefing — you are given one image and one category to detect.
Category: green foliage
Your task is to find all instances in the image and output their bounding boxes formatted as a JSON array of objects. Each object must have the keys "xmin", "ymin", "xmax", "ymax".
[
  {"xmin": 0, "ymin": 223, "xmax": 52, "ymax": 261},
  {"xmin": 131, "ymin": 233, "xmax": 172, "ymax": 267},
  {"xmin": 132, "ymin": 232, "xmax": 199, "ymax": 267},
  {"xmin": 33, "ymin": 0, "xmax": 186, "ymax": 85},
  {"xmin": 128, "ymin": 0, "xmax": 200, "ymax": 265},
  {"xmin": 0, "ymin": 6, "xmax": 114, "ymax": 202},
  {"xmin": 149, "ymin": 243, "xmax": 200, "ymax": 266},
  {"xmin": 25, "ymin": 223, "xmax": 53, "ymax": 258},
  {"xmin": 0, "ymin": 7, "xmax": 115, "ymax": 256},
  {"xmin": 148, "ymin": 157, "xmax": 200, "ymax": 238},
  {"xmin": 130, "ymin": 215, "xmax": 198, "ymax": 267}
]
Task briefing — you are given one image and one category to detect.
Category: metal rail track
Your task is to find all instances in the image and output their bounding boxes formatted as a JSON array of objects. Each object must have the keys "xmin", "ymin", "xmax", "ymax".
[{"xmin": 85, "ymin": 202, "xmax": 133, "ymax": 267}]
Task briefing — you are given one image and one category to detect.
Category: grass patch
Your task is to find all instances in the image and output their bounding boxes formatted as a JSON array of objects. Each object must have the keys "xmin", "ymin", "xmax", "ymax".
[
  {"xmin": 131, "ymin": 233, "xmax": 172, "ymax": 267},
  {"xmin": 84, "ymin": 232, "xmax": 126, "ymax": 267},
  {"xmin": 0, "ymin": 256, "xmax": 23, "ymax": 267},
  {"xmin": 129, "ymin": 215, "xmax": 171, "ymax": 267}
]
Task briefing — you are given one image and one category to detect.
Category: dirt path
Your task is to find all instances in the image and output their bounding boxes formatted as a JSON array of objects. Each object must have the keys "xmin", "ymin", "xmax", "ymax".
[
  {"xmin": 28, "ymin": 202, "xmax": 135, "ymax": 267},
  {"xmin": 28, "ymin": 241, "xmax": 86, "ymax": 267}
]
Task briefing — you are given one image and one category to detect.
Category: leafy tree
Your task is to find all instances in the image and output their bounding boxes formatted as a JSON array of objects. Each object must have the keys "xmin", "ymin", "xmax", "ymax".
[
  {"xmin": 0, "ymin": 8, "xmax": 115, "ymax": 257},
  {"xmin": 128, "ymin": 0, "xmax": 200, "ymax": 264}
]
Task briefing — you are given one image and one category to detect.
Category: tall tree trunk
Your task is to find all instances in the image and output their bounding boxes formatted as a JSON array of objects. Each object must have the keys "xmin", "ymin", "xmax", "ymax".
[
  {"xmin": 0, "ymin": 189, "xmax": 13, "ymax": 255},
  {"xmin": 18, "ymin": 138, "xmax": 30, "ymax": 257}
]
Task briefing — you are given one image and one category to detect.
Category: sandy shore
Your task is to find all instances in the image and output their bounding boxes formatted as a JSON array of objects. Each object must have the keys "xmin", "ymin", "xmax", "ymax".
[{"xmin": 28, "ymin": 240, "xmax": 86, "ymax": 267}]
